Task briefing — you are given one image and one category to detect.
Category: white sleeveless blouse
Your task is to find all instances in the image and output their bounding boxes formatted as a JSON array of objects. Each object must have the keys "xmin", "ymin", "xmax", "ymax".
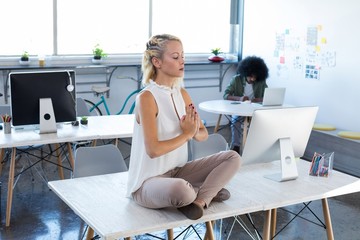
[{"xmin": 126, "ymin": 81, "xmax": 188, "ymax": 197}]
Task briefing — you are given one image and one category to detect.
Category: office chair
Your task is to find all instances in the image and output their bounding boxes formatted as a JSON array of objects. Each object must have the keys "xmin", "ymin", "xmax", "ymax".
[
  {"xmin": 0, "ymin": 105, "xmax": 49, "ymax": 183},
  {"xmin": 188, "ymin": 133, "xmax": 229, "ymax": 160},
  {"xmin": 71, "ymin": 98, "xmax": 96, "ymax": 149},
  {"xmin": 73, "ymin": 144, "xmax": 129, "ymax": 240},
  {"xmin": 76, "ymin": 97, "xmax": 96, "ymax": 117}
]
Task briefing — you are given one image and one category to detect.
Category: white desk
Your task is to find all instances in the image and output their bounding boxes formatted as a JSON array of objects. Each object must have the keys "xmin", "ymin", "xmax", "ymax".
[
  {"xmin": 48, "ymin": 160, "xmax": 360, "ymax": 240},
  {"xmin": 0, "ymin": 114, "xmax": 134, "ymax": 227}
]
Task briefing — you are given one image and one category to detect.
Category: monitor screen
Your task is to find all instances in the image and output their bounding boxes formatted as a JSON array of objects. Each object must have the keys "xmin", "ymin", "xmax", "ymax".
[
  {"xmin": 9, "ymin": 70, "xmax": 76, "ymax": 130},
  {"xmin": 241, "ymin": 106, "xmax": 318, "ymax": 181}
]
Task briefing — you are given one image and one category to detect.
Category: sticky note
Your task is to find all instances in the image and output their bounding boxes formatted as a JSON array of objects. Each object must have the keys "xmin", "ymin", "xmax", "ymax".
[
  {"xmin": 280, "ymin": 56, "xmax": 285, "ymax": 64},
  {"xmin": 274, "ymin": 50, "xmax": 279, "ymax": 57}
]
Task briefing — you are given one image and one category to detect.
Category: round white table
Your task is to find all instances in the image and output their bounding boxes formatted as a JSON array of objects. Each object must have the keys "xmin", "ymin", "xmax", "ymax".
[
  {"xmin": 199, "ymin": 100, "xmax": 293, "ymax": 148},
  {"xmin": 199, "ymin": 100, "xmax": 263, "ymax": 147}
]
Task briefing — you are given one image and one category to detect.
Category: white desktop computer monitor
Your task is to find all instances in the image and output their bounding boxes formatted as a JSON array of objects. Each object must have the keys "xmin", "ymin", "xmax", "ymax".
[{"xmin": 241, "ymin": 106, "xmax": 318, "ymax": 182}]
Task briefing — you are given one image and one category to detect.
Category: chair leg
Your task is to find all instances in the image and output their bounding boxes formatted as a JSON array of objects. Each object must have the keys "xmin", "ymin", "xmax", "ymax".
[
  {"xmin": 66, "ymin": 143, "xmax": 75, "ymax": 169},
  {"xmin": 55, "ymin": 143, "xmax": 64, "ymax": 180}
]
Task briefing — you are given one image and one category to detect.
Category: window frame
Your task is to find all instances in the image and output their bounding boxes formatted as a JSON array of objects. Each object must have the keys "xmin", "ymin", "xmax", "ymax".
[{"xmin": 0, "ymin": 0, "xmax": 244, "ymax": 64}]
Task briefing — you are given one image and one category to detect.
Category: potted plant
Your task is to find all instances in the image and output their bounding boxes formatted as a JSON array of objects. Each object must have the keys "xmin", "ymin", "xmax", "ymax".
[
  {"xmin": 80, "ymin": 116, "xmax": 88, "ymax": 125},
  {"xmin": 19, "ymin": 51, "xmax": 30, "ymax": 65},
  {"xmin": 92, "ymin": 44, "xmax": 107, "ymax": 64},
  {"xmin": 208, "ymin": 48, "xmax": 225, "ymax": 62}
]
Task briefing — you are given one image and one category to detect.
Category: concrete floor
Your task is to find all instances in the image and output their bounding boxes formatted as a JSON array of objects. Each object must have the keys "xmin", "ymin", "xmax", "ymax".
[{"xmin": 0, "ymin": 125, "xmax": 359, "ymax": 240}]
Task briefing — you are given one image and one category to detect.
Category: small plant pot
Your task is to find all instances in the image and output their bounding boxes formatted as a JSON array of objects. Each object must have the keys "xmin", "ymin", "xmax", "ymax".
[
  {"xmin": 80, "ymin": 119, "xmax": 88, "ymax": 125},
  {"xmin": 208, "ymin": 55, "xmax": 225, "ymax": 62},
  {"xmin": 92, "ymin": 57, "xmax": 102, "ymax": 64},
  {"xmin": 19, "ymin": 59, "xmax": 30, "ymax": 66}
]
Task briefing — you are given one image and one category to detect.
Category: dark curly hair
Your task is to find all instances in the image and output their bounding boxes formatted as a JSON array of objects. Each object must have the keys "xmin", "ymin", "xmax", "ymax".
[{"xmin": 237, "ymin": 56, "xmax": 269, "ymax": 82}]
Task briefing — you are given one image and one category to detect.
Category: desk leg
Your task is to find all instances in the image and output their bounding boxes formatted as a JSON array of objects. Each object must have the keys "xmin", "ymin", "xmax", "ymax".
[
  {"xmin": 205, "ymin": 221, "xmax": 215, "ymax": 240},
  {"xmin": 270, "ymin": 208, "xmax": 277, "ymax": 238},
  {"xmin": 66, "ymin": 143, "xmax": 75, "ymax": 170},
  {"xmin": 0, "ymin": 148, "xmax": 5, "ymax": 176},
  {"xmin": 263, "ymin": 210, "xmax": 272, "ymax": 240},
  {"xmin": 6, "ymin": 147, "xmax": 16, "ymax": 227},
  {"xmin": 214, "ymin": 114, "xmax": 222, "ymax": 133},
  {"xmin": 86, "ymin": 227, "xmax": 94, "ymax": 240},
  {"xmin": 322, "ymin": 198, "xmax": 334, "ymax": 240},
  {"xmin": 167, "ymin": 229, "xmax": 174, "ymax": 240},
  {"xmin": 204, "ymin": 220, "xmax": 216, "ymax": 240}
]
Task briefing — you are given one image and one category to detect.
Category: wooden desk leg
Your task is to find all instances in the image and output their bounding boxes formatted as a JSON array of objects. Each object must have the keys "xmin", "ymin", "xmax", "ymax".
[
  {"xmin": 205, "ymin": 221, "xmax": 215, "ymax": 240},
  {"xmin": 0, "ymin": 148, "xmax": 5, "ymax": 176},
  {"xmin": 6, "ymin": 147, "xmax": 16, "ymax": 227},
  {"xmin": 167, "ymin": 229, "xmax": 174, "ymax": 240},
  {"xmin": 203, "ymin": 220, "xmax": 215, "ymax": 240},
  {"xmin": 214, "ymin": 114, "xmax": 222, "ymax": 133},
  {"xmin": 66, "ymin": 143, "xmax": 75, "ymax": 170},
  {"xmin": 86, "ymin": 226, "xmax": 94, "ymax": 240},
  {"xmin": 322, "ymin": 198, "xmax": 334, "ymax": 240},
  {"xmin": 270, "ymin": 208, "xmax": 277, "ymax": 238},
  {"xmin": 263, "ymin": 209, "xmax": 272, "ymax": 240},
  {"xmin": 55, "ymin": 143, "xmax": 64, "ymax": 180}
]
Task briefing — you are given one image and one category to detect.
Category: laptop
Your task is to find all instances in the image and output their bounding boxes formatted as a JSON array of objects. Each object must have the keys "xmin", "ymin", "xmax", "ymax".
[{"xmin": 261, "ymin": 88, "xmax": 286, "ymax": 106}]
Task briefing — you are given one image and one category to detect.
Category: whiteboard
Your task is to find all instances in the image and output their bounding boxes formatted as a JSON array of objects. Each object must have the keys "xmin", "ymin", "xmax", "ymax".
[{"xmin": 243, "ymin": 0, "xmax": 360, "ymax": 131}]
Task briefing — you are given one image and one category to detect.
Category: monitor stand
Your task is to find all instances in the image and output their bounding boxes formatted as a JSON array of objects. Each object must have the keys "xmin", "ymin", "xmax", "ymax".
[
  {"xmin": 264, "ymin": 137, "xmax": 298, "ymax": 182},
  {"xmin": 39, "ymin": 98, "xmax": 57, "ymax": 134}
]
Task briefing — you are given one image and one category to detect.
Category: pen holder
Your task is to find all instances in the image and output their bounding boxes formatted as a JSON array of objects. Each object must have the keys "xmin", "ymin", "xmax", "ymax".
[
  {"xmin": 4, "ymin": 122, "xmax": 11, "ymax": 134},
  {"xmin": 309, "ymin": 152, "xmax": 334, "ymax": 177}
]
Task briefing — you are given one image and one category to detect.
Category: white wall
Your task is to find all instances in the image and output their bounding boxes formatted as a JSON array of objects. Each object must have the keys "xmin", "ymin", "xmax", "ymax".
[{"xmin": 243, "ymin": 0, "xmax": 360, "ymax": 131}]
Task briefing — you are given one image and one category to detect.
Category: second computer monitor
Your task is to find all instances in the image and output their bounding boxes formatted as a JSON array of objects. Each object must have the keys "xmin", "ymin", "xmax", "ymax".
[{"xmin": 241, "ymin": 106, "xmax": 318, "ymax": 181}]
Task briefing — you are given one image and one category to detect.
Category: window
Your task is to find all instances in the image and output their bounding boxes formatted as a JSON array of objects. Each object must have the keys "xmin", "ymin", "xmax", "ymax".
[
  {"xmin": 152, "ymin": 0, "xmax": 230, "ymax": 54},
  {"xmin": 57, "ymin": 0, "xmax": 149, "ymax": 55},
  {"xmin": 0, "ymin": 0, "xmax": 53, "ymax": 56},
  {"xmin": 0, "ymin": 0, "xmax": 237, "ymax": 57}
]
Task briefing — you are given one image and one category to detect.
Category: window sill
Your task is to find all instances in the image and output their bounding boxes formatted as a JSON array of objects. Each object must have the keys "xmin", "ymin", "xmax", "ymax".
[{"xmin": 0, "ymin": 53, "xmax": 238, "ymax": 67}]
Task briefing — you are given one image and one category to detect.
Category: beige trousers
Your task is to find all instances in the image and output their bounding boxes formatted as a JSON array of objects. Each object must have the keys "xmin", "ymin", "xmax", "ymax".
[{"xmin": 132, "ymin": 150, "xmax": 241, "ymax": 209}]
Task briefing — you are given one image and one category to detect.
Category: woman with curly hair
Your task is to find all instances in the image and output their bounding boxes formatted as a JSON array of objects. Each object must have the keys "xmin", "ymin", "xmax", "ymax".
[{"xmin": 223, "ymin": 56, "xmax": 269, "ymax": 153}]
